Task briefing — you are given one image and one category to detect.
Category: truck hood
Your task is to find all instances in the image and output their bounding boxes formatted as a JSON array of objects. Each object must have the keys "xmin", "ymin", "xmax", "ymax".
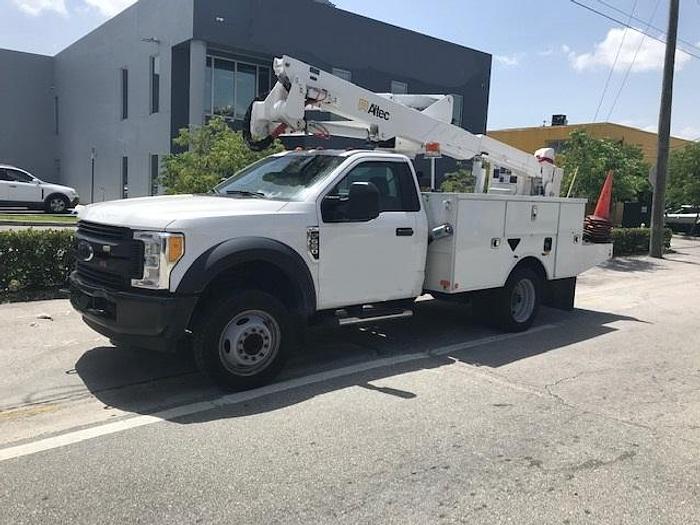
[{"xmin": 79, "ymin": 194, "xmax": 290, "ymax": 230}]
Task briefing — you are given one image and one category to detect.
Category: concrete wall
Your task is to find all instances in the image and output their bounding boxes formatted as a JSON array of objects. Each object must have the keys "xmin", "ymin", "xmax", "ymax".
[
  {"xmin": 0, "ymin": 49, "xmax": 57, "ymax": 181},
  {"xmin": 192, "ymin": 0, "xmax": 492, "ymax": 134},
  {"xmin": 54, "ymin": 0, "xmax": 194, "ymax": 202}
]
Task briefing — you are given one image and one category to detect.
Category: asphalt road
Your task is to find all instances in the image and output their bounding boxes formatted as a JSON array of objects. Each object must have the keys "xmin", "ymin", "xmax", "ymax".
[{"xmin": 1, "ymin": 238, "xmax": 699, "ymax": 524}]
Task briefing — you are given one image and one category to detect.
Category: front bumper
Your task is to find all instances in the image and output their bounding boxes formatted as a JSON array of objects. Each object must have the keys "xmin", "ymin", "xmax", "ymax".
[
  {"xmin": 70, "ymin": 197, "xmax": 80, "ymax": 208},
  {"xmin": 69, "ymin": 272, "xmax": 198, "ymax": 352}
]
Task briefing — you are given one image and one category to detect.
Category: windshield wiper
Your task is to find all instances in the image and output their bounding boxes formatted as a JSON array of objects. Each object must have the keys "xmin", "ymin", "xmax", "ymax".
[{"xmin": 225, "ymin": 190, "xmax": 267, "ymax": 199}]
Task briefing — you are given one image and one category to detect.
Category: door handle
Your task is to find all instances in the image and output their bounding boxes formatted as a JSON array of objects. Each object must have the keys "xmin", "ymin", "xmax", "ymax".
[
  {"xmin": 8, "ymin": 185, "xmax": 17, "ymax": 188},
  {"xmin": 396, "ymin": 227, "xmax": 414, "ymax": 237}
]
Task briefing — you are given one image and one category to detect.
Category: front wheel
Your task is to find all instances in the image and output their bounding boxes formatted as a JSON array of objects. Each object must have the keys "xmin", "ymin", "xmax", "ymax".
[
  {"xmin": 45, "ymin": 194, "xmax": 69, "ymax": 214},
  {"xmin": 492, "ymin": 267, "xmax": 542, "ymax": 332},
  {"xmin": 193, "ymin": 290, "xmax": 294, "ymax": 390}
]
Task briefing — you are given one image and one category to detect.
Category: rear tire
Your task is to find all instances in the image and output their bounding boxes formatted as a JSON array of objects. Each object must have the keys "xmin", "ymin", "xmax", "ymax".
[
  {"xmin": 491, "ymin": 267, "xmax": 542, "ymax": 332},
  {"xmin": 193, "ymin": 290, "xmax": 293, "ymax": 391},
  {"xmin": 45, "ymin": 194, "xmax": 69, "ymax": 214}
]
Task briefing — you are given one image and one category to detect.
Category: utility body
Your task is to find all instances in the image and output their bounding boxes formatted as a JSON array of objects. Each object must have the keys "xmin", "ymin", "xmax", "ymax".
[{"xmin": 70, "ymin": 56, "xmax": 612, "ymax": 389}]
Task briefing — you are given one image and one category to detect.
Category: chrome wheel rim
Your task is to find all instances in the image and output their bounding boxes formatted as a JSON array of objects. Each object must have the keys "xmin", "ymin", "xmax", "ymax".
[
  {"xmin": 50, "ymin": 198, "xmax": 66, "ymax": 212},
  {"xmin": 511, "ymin": 279, "xmax": 536, "ymax": 323},
  {"xmin": 218, "ymin": 310, "xmax": 280, "ymax": 376}
]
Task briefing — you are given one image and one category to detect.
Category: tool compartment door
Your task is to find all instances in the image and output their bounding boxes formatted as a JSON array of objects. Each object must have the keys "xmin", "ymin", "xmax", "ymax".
[
  {"xmin": 504, "ymin": 201, "xmax": 560, "ymax": 278},
  {"xmin": 451, "ymin": 198, "xmax": 509, "ymax": 292}
]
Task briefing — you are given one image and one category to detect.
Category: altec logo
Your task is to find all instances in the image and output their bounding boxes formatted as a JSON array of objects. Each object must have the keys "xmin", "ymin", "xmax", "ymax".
[{"xmin": 358, "ymin": 98, "xmax": 390, "ymax": 121}]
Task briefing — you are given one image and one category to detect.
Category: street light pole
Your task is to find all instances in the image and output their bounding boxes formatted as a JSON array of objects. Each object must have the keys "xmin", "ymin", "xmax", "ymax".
[
  {"xmin": 90, "ymin": 147, "xmax": 96, "ymax": 204},
  {"xmin": 649, "ymin": 0, "xmax": 680, "ymax": 258}
]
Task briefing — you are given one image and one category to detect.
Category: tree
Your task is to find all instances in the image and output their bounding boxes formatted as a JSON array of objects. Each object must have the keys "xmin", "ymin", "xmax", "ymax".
[
  {"xmin": 667, "ymin": 142, "xmax": 700, "ymax": 208},
  {"xmin": 558, "ymin": 129, "xmax": 651, "ymax": 202},
  {"xmin": 160, "ymin": 116, "xmax": 284, "ymax": 194},
  {"xmin": 440, "ymin": 161, "xmax": 476, "ymax": 193}
]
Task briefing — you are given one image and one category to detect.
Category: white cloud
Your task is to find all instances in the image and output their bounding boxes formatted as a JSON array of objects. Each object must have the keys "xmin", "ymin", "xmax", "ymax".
[
  {"xmin": 568, "ymin": 28, "xmax": 691, "ymax": 73},
  {"xmin": 83, "ymin": 0, "xmax": 137, "ymax": 16},
  {"xmin": 11, "ymin": 0, "xmax": 67, "ymax": 16},
  {"xmin": 494, "ymin": 54, "xmax": 522, "ymax": 67}
]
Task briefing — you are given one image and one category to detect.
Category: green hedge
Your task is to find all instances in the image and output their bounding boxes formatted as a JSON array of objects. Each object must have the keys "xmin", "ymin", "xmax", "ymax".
[
  {"xmin": 611, "ymin": 227, "xmax": 672, "ymax": 256},
  {"xmin": 0, "ymin": 229, "xmax": 75, "ymax": 296}
]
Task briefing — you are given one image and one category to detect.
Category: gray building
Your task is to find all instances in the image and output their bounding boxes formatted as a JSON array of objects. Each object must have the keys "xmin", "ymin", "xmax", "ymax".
[{"xmin": 0, "ymin": 0, "xmax": 491, "ymax": 203}]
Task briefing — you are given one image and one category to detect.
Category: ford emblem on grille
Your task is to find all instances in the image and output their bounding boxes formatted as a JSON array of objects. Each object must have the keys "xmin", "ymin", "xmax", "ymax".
[{"xmin": 77, "ymin": 240, "xmax": 95, "ymax": 262}]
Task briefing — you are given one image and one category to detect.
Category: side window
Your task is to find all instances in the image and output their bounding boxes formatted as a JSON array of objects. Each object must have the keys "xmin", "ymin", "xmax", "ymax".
[
  {"xmin": 7, "ymin": 169, "xmax": 33, "ymax": 183},
  {"xmin": 325, "ymin": 161, "xmax": 420, "ymax": 221},
  {"xmin": 0, "ymin": 169, "xmax": 12, "ymax": 181}
]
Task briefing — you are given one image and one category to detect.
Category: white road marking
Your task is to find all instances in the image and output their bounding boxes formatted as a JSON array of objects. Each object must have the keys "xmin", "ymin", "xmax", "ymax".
[{"xmin": 0, "ymin": 324, "xmax": 557, "ymax": 463}]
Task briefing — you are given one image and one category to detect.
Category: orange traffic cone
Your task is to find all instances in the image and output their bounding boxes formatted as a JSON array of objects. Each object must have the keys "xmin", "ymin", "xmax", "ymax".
[
  {"xmin": 584, "ymin": 171, "xmax": 614, "ymax": 244},
  {"xmin": 593, "ymin": 171, "xmax": 614, "ymax": 220}
]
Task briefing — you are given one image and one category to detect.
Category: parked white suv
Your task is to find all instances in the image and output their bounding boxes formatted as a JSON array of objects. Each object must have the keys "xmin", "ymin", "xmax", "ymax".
[{"xmin": 0, "ymin": 164, "xmax": 79, "ymax": 213}]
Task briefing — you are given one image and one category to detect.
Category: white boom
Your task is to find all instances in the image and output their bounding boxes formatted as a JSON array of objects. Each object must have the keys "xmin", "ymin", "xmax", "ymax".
[{"xmin": 248, "ymin": 55, "xmax": 563, "ymax": 197}]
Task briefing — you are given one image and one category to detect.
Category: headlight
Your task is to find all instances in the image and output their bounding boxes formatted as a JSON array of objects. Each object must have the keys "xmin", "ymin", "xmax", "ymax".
[{"xmin": 131, "ymin": 231, "xmax": 185, "ymax": 290}]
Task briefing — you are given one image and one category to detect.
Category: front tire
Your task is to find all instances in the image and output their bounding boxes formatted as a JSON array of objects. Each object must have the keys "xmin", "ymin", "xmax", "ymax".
[
  {"xmin": 492, "ymin": 267, "xmax": 542, "ymax": 332},
  {"xmin": 193, "ymin": 290, "xmax": 293, "ymax": 390},
  {"xmin": 45, "ymin": 194, "xmax": 69, "ymax": 214}
]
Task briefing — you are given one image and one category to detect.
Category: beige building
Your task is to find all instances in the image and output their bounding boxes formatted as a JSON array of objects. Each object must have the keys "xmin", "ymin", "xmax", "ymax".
[{"xmin": 488, "ymin": 122, "xmax": 691, "ymax": 166}]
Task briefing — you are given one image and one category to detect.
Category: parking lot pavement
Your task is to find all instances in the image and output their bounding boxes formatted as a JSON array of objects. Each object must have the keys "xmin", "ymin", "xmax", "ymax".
[{"xmin": 1, "ymin": 237, "xmax": 699, "ymax": 524}]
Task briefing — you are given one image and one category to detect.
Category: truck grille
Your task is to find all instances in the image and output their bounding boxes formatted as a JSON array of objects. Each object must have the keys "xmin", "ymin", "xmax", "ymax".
[
  {"xmin": 77, "ymin": 221, "xmax": 131, "ymax": 241},
  {"xmin": 75, "ymin": 221, "xmax": 144, "ymax": 290}
]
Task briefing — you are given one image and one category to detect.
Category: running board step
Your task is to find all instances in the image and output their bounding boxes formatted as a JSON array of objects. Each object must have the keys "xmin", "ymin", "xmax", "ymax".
[{"xmin": 337, "ymin": 309, "xmax": 413, "ymax": 326}]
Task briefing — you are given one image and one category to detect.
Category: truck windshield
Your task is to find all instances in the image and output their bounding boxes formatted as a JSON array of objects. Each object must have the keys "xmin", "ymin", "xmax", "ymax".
[{"xmin": 214, "ymin": 154, "xmax": 345, "ymax": 201}]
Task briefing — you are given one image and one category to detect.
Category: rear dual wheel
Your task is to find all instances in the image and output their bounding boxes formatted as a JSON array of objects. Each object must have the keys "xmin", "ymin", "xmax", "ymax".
[{"xmin": 474, "ymin": 267, "xmax": 542, "ymax": 332}]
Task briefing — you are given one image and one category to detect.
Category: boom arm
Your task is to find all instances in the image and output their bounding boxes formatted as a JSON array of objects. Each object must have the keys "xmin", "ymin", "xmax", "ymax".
[{"xmin": 248, "ymin": 56, "xmax": 562, "ymax": 196}]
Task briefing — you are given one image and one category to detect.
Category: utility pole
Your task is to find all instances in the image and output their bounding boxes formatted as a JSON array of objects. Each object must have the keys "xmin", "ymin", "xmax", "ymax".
[{"xmin": 650, "ymin": 0, "xmax": 680, "ymax": 258}]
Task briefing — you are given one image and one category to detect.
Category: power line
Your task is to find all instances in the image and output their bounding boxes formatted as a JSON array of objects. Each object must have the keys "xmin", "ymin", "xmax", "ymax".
[
  {"xmin": 592, "ymin": 0, "xmax": 639, "ymax": 121},
  {"xmin": 569, "ymin": 0, "xmax": 700, "ymax": 60},
  {"xmin": 606, "ymin": 0, "xmax": 663, "ymax": 121},
  {"xmin": 592, "ymin": 0, "xmax": 700, "ymax": 55}
]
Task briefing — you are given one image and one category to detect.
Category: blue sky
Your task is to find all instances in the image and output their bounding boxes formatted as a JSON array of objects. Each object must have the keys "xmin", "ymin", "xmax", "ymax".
[{"xmin": 2, "ymin": 0, "xmax": 699, "ymax": 139}]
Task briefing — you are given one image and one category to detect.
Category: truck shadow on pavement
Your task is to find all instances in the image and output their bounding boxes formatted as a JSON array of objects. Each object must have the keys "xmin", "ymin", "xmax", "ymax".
[{"xmin": 74, "ymin": 300, "xmax": 644, "ymax": 423}]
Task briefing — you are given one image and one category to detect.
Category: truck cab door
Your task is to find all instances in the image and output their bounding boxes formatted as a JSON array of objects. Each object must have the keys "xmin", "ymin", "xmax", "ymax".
[{"xmin": 317, "ymin": 159, "xmax": 428, "ymax": 310}]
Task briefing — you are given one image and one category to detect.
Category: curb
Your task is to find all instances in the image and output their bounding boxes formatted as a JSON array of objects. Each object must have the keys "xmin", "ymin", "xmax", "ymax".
[{"xmin": 0, "ymin": 221, "xmax": 77, "ymax": 228}]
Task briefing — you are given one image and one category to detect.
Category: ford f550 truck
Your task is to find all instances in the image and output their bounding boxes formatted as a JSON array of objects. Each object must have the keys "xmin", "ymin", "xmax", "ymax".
[{"xmin": 70, "ymin": 56, "xmax": 612, "ymax": 390}]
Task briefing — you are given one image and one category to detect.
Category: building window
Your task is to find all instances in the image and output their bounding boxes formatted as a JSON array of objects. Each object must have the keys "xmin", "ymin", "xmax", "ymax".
[
  {"xmin": 121, "ymin": 156, "xmax": 128, "ymax": 199},
  {"xmin": 332, "ymin": 67, "xmax": 352, "ymax": 82},
  {"xmin": 205, "ymin": 56, "xmax": 213, "ymax": 113},
  {"xmin": 204, "ymin": 55, "xmax": 272, "ymax": 121},
  {"xmin": 150, "ymin": 154, "xmax": 159, "ymax": 196},
  {"xmin": 451, "ymin": 94, "xmax": 463, "ymax": 127},
  {"xmin": 120, "ymin": 68, "xmax": 128, "ymax": 120},
  {"xmin": 150, "ymin": 56, "xmax": 160, "ymax": 114},
  {"xmin": 54, "ymin": 96, "xmax": 59, "ymax": 135},
  {"xmin": 235, "ymin": 63, "xmax": 257, "ymax": 120},
  {"xmin": 391, "ymin": 80, "xmax": 408, "ymax": 94}
]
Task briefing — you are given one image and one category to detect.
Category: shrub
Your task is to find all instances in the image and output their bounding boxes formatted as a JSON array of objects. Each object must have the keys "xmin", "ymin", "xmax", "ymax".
[
  {"xmin": 0, "ymin": 229, "xmax": 75, "ymax": 296},
  {"xmin": 611, "ymin": 227, "xmax": 672, "ymax": 256}
]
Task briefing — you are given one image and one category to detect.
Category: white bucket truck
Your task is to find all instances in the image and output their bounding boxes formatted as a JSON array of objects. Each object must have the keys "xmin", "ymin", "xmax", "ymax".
[{"xmin": 70, "ymin": 56, "xmax": 612, "ymax": 389}]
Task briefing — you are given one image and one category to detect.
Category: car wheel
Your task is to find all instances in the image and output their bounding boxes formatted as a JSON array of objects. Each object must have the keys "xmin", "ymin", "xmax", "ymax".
[
  {"xmin": 492, "ymin": 267, "xmax": 542, "ymax": 332},
  {"xmin": 193, "ymin": 290, "xmax": 294, "ymax": 391},
  {"xmin": 45, "ymin": 194, "xmax": 70, "ymax": 214}
]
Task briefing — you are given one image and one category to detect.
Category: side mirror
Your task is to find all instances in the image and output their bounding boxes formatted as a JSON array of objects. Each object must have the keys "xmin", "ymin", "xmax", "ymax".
[{"xmin": 347, "ymin": 181, "xmax": 380, "ymax": 222}]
